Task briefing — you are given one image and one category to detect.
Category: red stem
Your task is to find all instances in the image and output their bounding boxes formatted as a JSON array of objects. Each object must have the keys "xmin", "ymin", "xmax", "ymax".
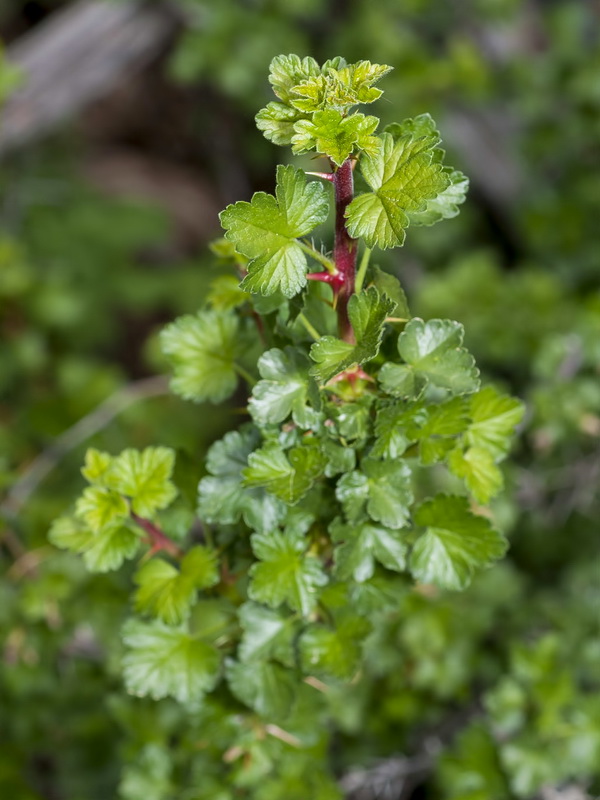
[
  {"xmin": 132, "ymin": 513, "xmax": 183, "ymax": 558},
  {"xmin": 332, "ymin": 159, "xmax": 358, "ymax": 342}
]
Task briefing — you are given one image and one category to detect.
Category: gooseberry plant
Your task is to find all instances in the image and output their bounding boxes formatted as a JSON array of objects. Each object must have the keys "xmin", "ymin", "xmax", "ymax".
[{"xmin": 51, "ymin": 55, "xmax": 524, "ymax": 795}]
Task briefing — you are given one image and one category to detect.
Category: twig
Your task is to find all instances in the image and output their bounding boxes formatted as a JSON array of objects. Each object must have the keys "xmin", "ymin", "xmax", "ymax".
[
  {"xmin": 1, "ymin": 375, "xmax": 169, "ymax": 524},
  {"xmin": 131, "ymin": 513, "xmax": 182, "ymax": 558}
]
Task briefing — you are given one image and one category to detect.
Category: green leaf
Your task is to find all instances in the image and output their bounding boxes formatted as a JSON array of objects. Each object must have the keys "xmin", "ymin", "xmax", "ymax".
[
  {"xmin": 466, "ymin": 387, "xmax": 525, "ymax": 459},
  {"xmin": 345, "ymin": 131, "xmax": 449, "ymax": 249},
  {"xmin": 322, "ymin": 439, "xmax": 356, "ymax": 477},
  {"xmin": 289, "ymin": 59, "xmax": 392, "ymax": 113},
  {"xmin": 336, "ymin": 459, "xmax": 413, "ymax": 529},
  {"xmin": 267, "ymin": 54, "xmax": 321, "ymax": 105},
  {"xmin": 368, "ymin": 265, "xmax": 410, "ymax": 320},
  {"xmin": 49, "ymin": 516, "xmax": 141, "ymax": 572},
  {"xmin": 448, "ymin": 446, "xmax": 504, "ymax": 503},
  {"xmin": 81, "ymin": 448, "xmax": 113, "ymax": 486},
  {"xmin": 160, "ymin": 310, "xmax": 241, "ymax": 403},
  {"xmin": 249, "ymin": 347, "xmax": 314, "ymax": 427},
  {"xmin": 299, "ymin": 615, "xmax": 370, "ymax": 680},
  {"xmin": 309, "ymin": 287, "xmax": 395, "ymax": 383},
  {"xmin": 198, "ymin": 428, "xmax": 285, "ymax": 533},
  {"xmin": 75, "ymin": 486, "xmax": 129, "ymax": 532},
  {"xmin": 410, "ymin": 495, "xmax": 507, "ymax": 590},
  {"xmin": 220, "ymin": 165, "xmax": 329, "ymax": 298},
  {"xmin": 372, "ymin": 402, "xmax": 426, "ymax": 459},
  {"xmin": 256, "ymin": 101, "xmax": 305, "ymax": 146},
  {"xmin": 108, "ymin": 447, "xmax": 177, "ymax": 518},
  {"xmin": 415, "ymin": 396, "xmax": 469, "ymax": 464},
  {"xmin": 439, "ymin": 723, "xmax": 510, "ymax": 800},
  {"xmin": 207, "ymin": 275, "xmax": 251, "ymax": 310},
  {"xmin": 242, "ymin": 442, "xmax": 325, "ymax": 505},
  {"xmin": 249, "ymin": 528, "xmax": 327, "ymax": 616},
  {"xmin": 134, "ymin": 546, "xmax": 219, "ymax": 626},
  {"xmin": 409, "ymin": 168, "xmax": 469, "ymax": 226},
  {"xmin": 83, "ymin": 525, "xmax": 141, "ymax": 573},
  {"xmin": 226, "ymin": 658, "xmax": 296, "ymax": 719},
  {"xmin": 330, "ymin": 518, "xmax": 408, "ymax": 582},
  {"xmin": 385, "ymin": 112, "xmax": 441, "ymax": 141},
  {"xmin": 122, "ymin": 620, "xmax": 221, "ymax": 705},
  {"xmin": 49, "ymin": 516, "xmax": 94, "ymax": 554},
  {"xmin": 237, "ymin": 602, "xmax": 297, "ymax": 666},
  {"xmin": 291, "ymin": 110, "xmax": 379, "ymax": 166},
  {"xmin": 379, "ymin": 318, "xmax": 480, "ymax": 399}
]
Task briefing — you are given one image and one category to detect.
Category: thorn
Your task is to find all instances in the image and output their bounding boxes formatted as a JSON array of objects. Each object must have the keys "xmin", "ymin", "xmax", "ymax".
[
  {"xmin": 306, "ymin": 270, "xmax": 343, "ymax": 288},
  {"xmin": 306, "ymin": 171, "xmax": 334, "ymax": 182}
]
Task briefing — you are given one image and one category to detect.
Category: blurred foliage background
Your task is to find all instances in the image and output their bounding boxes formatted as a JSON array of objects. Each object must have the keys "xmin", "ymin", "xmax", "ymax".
[{"xmin": 0, "ymin": 1, "xmax": 599, "ymax": 798}]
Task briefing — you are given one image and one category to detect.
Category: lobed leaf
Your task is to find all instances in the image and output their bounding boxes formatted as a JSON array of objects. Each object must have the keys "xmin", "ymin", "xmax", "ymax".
[
  {"xmin": 379, "ymin": 318, "xmax": 480, "ymax": 399},
  {"xmin": 410, "ymin": 495, "xmax": 507, "ymax": 590},
  {"xmin": 336, "ymin": 458, "xmax": 413, "ymax": 529},
  {"xmin": 346, "ymin": 131, "xmax": 449, "ymax": 249},
  {"xmin": 249, "ymin": 528, "xmax": 327, "ymax": 616},
  {"xmin": 160, "ymin": 310, "xmax": 241, "ymax": 403},
  {"xmin": 221, "ymin": 165, "xmax": 329, "ymax": 298},
  {"xmin": 310, "ymin": 287, "xmax": 395, "ymax": 383},
  {"xmin": 122, "ymin": 620, "xmax": 221, "ymax": 705}
]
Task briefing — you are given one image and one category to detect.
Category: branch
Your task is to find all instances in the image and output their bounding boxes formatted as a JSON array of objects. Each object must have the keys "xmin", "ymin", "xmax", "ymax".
[
  {"xmin": 1, "ymin": 376, "xmax": 169, "ymax": 522},
  {"xmin": 0, "ymin": 0, "xmax": 180, "ymax": 157},
  {"xmin": 131, "ymin": 513, "xmax": 183, "ymax": 558}
]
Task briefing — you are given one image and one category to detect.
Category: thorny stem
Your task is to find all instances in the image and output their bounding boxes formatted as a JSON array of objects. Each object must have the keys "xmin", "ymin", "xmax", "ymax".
[
  {"xmin": 332, "ymin": 158, "xmax": 358, "ymax": 342},
  {"xmin": 132, "ymin": 513, "xmax": 183, "ymax": 558}
]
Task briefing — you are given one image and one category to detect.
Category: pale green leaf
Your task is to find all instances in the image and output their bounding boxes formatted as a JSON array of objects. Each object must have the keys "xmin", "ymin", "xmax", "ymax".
[
  {"xmin": 221, "ymin": 165, "xmax": 329, "ymax": 298},
  {"xmin": 256, "ymin": 101, "xmax": 305, "ymax": 147},
  {"xmin": 108, "ymin": 447, "xmax": 177, "ymax": 518},
  {"xmin": 49, "ymin": 515, "xmax": 140, "ymax": 572},
  {"xmin": 448, "ymin": 446, "xmax": 504, "ymax": 503},
  {"xmin": 410, "ymin": 169, "xmax": 469, "ymax": 226},
  {"xmin": 133, "ymin": 546, "xmax": 219, "ymax": 626},
  {"xmin": 291, "ymin": 110, "xmax": 379, "ymax": 166},
  {"xmin": 81, "ymin": 448, "xmax": 113, "ymax": 486},
  {"xmin": 290, "ymin": 59, "xmax": 391, "ymax": 113},
  {"xmin": 267, "ymin": 54, "xmax": 321, "ymax": 104},
  {"xmin": 410, "ymin": 495, "xmax": 507, "ymax": 590},
  {"xmin": 207, "ymin": 275, "xmax": 250, "ymax": 311},
  {"xmin": 75, "ymin": 486, "xmax": 129, "ymax": 532},
  {"xmin": 122, "ymin": 619, "xmax": 221, "ymax": 705},
  {"xmin": 49, "ymin": 516, "xmax": 94, "ymax": 554},
  {"xmin": 160, "ymin": 309, "xmax": 241, "ymax": 403},
  {"xmin": 83, "ymin": 524, "xmax": 141, "ymax": 573}
]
